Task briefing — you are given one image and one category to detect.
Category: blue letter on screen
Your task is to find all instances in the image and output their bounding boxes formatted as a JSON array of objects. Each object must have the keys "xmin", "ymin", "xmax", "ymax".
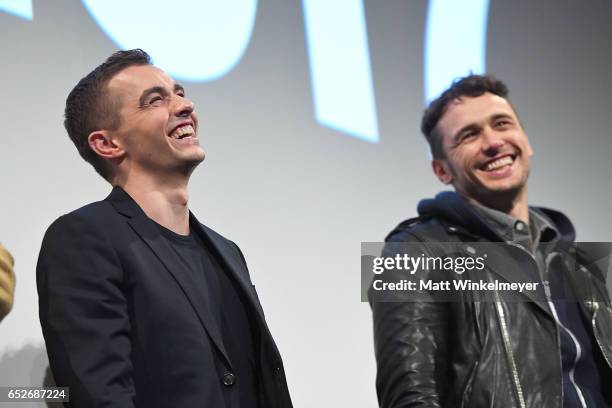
[
  {"xmin": 0, "ymin": 0, "xmax": 32, "ymax": 20},
  {"xmin": 302, "ymin": 0, "xmax": 379, "ymax": 143},
  {"xmin": 424, "ymin": 0, "xmax": 490, "ymax": 103},
  {"xmin": 81, "ymin": 0, "xmax": 257, "ymax": 82}
]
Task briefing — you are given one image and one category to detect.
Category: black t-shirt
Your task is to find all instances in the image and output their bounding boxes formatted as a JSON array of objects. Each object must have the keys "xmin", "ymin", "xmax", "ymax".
[{"xmin": 156, "ymin": 221, "xmax": 260, "ymax": 408}]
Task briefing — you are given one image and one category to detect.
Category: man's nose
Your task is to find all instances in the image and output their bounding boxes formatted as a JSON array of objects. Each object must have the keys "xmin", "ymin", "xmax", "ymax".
[
  {"xmin": 481, "ymin": 127, "xmax": 504, "ymax": 155},
  {"xmin": 173, "ymin": 95, "xmax": 195, "ymax": 117}
]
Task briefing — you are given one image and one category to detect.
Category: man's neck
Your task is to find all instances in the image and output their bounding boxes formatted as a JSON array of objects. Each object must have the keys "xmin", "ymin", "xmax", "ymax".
[
  {"xmin": 467, "ymin": 187, "xmax": 529, "ymax": 224},
  {"xmin": 117, "ymin": 173, "xmax": 191, "ymax": 236}
]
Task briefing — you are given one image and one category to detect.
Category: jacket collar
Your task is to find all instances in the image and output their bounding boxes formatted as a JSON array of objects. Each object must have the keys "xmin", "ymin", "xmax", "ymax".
[
  {"xmin": 418, "ymin": 191, "xmax": 501, "ymax": 241},
  {"xmin": 417, "ymin": 191, "xmax": 576, "ymax": 244}
]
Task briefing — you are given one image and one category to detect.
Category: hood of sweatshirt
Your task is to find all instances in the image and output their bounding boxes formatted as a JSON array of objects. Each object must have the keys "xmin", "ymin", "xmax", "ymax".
[{"xmin": 416, "ymin": 191, "xmax": 576, "ymax": 243}]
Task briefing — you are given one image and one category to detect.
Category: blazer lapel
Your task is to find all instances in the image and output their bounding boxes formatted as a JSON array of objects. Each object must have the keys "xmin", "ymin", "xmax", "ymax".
[
  {"xmin": 106, "ymin": 187, "xmax": 232, "ymax": 367},
  {"xmin": 189, "ymin": 213, "xmax": 267, "ymax": 323}
]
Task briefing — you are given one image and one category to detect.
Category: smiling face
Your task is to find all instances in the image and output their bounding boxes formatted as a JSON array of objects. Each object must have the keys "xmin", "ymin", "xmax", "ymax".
[
  {"xmin": 432, "ymin": 92, "xmax": 533, "ymax": 204},
  {"xmin": 103, "ymin": 64, "xmax": 204, "ymax": 179}
]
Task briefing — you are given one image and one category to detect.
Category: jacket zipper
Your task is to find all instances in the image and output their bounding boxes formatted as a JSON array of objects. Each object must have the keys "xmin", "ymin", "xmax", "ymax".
[
  {"xmin": 493, "ymin": 290, "xmax": 526, "ymax": 408},
  {"xmin": 544, "ymin": 253, "xmax": 590, "ymax": 408},
  {"xmin": 591, "ymin": 303, "xmax": 612, "ymax": 369},
  {"xmin": 499, "ymin": 242, "xmax": 550, "ymax": 408},
  {"xmin": 507, "ymin": 242, "xmax": 593, "ymax": 408},
  {"xmin": 543, "ymin": 265, "xmax": 587, "ymax": 407}
]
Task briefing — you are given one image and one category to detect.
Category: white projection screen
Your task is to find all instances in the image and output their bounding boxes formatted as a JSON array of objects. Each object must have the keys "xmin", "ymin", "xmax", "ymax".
[{"xmin": 1, "ymin": 1, "xmax": 611, "ymax": 407}]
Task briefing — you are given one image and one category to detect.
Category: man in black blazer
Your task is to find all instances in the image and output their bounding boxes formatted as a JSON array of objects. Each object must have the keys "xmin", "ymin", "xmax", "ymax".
[{"xmin": 37, "ymin": 49, "xmax": 292, "ymax": 408}]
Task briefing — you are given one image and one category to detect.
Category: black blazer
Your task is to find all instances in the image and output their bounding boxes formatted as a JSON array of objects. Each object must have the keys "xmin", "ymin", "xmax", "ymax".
[{"xmin": 37, "ymin": 187, "xmax": 292, "ymax": 408}]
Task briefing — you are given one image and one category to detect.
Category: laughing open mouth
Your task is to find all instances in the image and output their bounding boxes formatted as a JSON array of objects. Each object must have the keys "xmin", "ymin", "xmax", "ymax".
[
  {"xmin": 480, "ymin": 154, "xmax": 515, "ymax": 172},
  {"xmin": 169, "ymin": 124, "xmax": 195, "ymax": 139}
]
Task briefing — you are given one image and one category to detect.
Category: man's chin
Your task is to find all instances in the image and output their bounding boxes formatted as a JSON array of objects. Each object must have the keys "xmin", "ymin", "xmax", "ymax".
[
  {"xmin": 185, "ymin": 154, "xmax": 205, "ymax": 169},
  {"xmin": 170, "ymin": 151, "xmax": 205, "ymax": 176},
  {"xmin": 180, "ymin": 148, "xmax": 205, "ymax": 164},
  {"xmin": 481, "ymin": 183, "xmax": 522, "ymax": 194},
  {"xmin": 473, "ymin": 171, "xmax": 525, "ymax": 190},
  {"xmin": 469, "ymin": 182, "xmax": 526, "ymax": 204},
  {"xmin": 457, "ymin": 175, "xmax": 524, "ymax": 198}
]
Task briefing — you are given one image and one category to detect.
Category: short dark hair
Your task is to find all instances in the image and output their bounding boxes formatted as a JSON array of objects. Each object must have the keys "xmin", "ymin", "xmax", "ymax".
[
  {"xmin": 64, "ymin": 49, "xmax": 151, "ymax": 180},
  {"xmin": 421, "ymin": 74, "xmax": 510, "ymax": 159}
]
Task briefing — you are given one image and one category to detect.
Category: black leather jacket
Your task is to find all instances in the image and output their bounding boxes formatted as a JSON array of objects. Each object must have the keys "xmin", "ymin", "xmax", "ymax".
[{"xmin": 369, "ymin": 192, "xmax": 612, "ymax": 407}]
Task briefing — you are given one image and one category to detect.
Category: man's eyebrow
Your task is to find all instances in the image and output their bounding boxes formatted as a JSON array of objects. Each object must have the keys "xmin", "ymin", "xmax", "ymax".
[
  {"xmin": 139, "ymin": 86, "xmax": 167, "ymax": 106},
  {"xmin": 453, "ymin": 123, "xmax": 480, "ymax": 142},
  {"xmin": 174, "ymin": 83, "xmax": 185, "ymax": 94},
  {"xmin": 490, "ymin": 113, "xmax": 514, "ymax": 122}
]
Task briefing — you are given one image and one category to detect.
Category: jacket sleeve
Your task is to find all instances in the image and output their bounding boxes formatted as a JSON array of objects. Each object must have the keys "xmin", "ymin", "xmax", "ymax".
[
  {"xmin": 37, "ymin": 214, "xmax": 135, "ymax": 408},
  {"xmin": 368, "ymin": 234, "xmax": 450, "ymax": 408}
]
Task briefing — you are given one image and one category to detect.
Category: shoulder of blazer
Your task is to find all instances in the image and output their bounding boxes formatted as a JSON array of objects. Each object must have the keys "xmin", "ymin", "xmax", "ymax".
[
  {"xmin": 43, "ymin": 188, "xmax": 140, "ymax": 249},
  {"xmin": 46, "ymin": 199, "xmax": 116, "ymax": 233},
  {"xmin": 49, "ymin": 186, "xmax": 134, "ymax": 227}
]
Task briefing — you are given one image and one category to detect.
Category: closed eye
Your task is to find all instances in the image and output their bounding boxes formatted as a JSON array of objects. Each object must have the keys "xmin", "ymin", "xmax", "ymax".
[
  {"xmin": 494, "ymin": 119, "xmax": 512, "ymax": 128},
  {"xmin": 140, "ymin": 94, "xmax": 166, "ymax": 108},
  {"xmin": 149, "ymin": 95, "xmax": 163, "ymax": 104},
  {"xmin": 139, "ymin": 86, "xmax": 170, "ymax": 108}
]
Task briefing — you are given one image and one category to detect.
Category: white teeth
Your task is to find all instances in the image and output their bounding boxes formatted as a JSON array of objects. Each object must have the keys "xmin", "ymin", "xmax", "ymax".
[
  {"xmin": 170, "ymin": 125, "xmax": 195, "ymax": 139},
  {"xmin": 485, "ymin": 156, "xmax": 513, "ymax": 171}
]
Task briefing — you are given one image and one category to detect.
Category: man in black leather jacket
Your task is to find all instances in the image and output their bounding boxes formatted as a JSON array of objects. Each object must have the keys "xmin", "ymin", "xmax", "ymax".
[{"xmin": 369, "ymin": 75, "xmax": 612, "ymax": 407}]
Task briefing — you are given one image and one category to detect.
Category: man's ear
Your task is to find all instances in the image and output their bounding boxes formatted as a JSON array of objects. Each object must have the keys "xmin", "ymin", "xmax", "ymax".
[
  {"xmin": 432, "ymin": 159, "xmax": 453, "ymax": 184},
  {"xmin": 88, "ymin": 131, "xmax": 124, "ymax": 160}
]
